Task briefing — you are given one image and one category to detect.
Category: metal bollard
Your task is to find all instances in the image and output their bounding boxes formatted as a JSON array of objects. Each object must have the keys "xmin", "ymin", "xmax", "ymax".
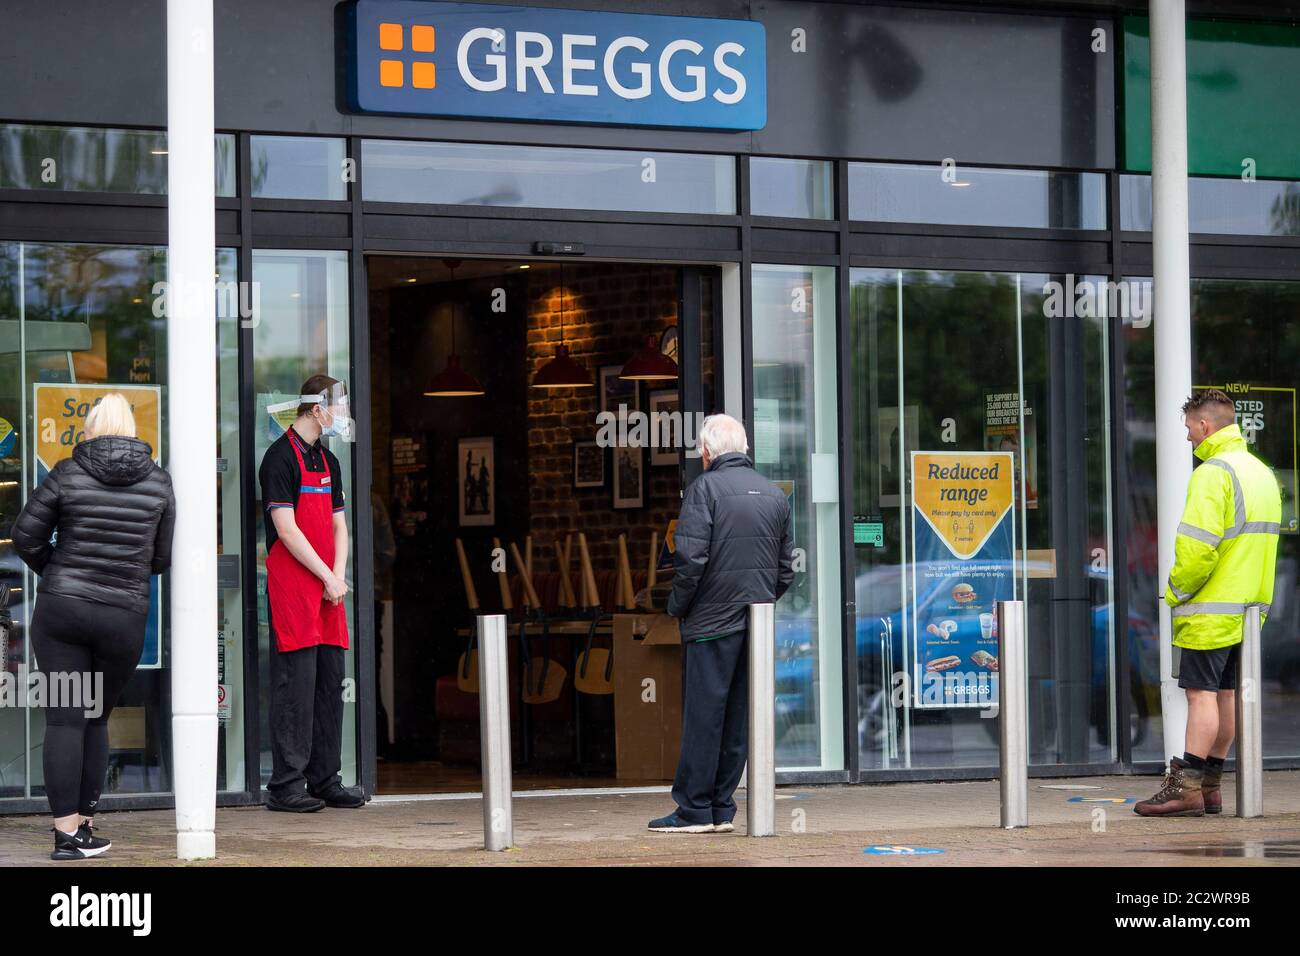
[
  {"xmin": 477, "ymin": 614, "xmax": 513, "ymax": 850},
  {"xmin": 997, "ymin": 600, "xmax": 1028, "ymax": 828},
  {"xmin": 1236, "ymin": 606, "xmax": 1263, "ymax": 818},
  {"xmin": 747, "ymin": 602, "xmax": 776, "ymax": 837}
]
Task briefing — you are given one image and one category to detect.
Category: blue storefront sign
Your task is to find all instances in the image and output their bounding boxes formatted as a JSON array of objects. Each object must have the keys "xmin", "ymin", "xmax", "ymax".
[
  {"xmin": 910, "ymin": 451, "xmax": 1017, "ymax": 709},
  {"xmin": 346, "ymin": 0, "xmax": 767, "ymax": 130}
]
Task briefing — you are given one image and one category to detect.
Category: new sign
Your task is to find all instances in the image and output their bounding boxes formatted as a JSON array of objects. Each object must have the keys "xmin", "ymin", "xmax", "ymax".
[{"xmin": 346, "ymin": 1, "xmax": 766, "ymax": 130}]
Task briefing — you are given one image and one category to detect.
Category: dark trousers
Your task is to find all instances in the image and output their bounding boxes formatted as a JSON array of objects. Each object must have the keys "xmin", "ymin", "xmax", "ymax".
[
  {"xmin": 268, "ymin": 639, "xmax": 345, "ymax": 797},
  {"xmin": 671, "ymin": 630, "xmax": 748, "ymax": 825},
  {"xmin": 30, "ymin": 594, "xmax": 146, "ymax": 818}
]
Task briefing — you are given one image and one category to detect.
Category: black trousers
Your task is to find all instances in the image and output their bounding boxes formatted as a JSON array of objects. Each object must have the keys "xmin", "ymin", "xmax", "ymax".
[
  {"xmin": 30, "ymin": 593, "xmax": 146, "ymax": 818},
  {"xmin": 267, "ymin": 635, "xmax": 345, "ymax": 797},
  {"xmin": 671, "ymin": 630, "xmax": 748, "ymax": 825}
]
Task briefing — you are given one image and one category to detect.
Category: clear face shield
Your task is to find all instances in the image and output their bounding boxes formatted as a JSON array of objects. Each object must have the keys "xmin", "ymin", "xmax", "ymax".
[{"xmin": 302, "ymin": 382, "xmax": 355, "ymax": 443}]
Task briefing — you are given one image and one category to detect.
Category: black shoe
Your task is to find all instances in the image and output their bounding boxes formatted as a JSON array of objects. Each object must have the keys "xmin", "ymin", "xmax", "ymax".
[
  {"xmin": 51, "ymin": 824, "xmax": 112, "ymax": 861},
  {"xmin": 309, "ymin": 783, "xmax": 366, "ymax": 808},
  {"xmin": 266, "ymin": 790, "xmax": 326, "ymax": 813}
]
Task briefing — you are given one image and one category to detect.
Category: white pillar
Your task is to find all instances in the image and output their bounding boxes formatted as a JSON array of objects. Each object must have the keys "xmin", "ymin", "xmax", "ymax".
[
  {"xmin": 1150, "ymin": 0, "xmax": 1192, "ymax": 763},
  {"xmin": 167, "ymin": 0, "xmax": 218, "ymax": 861}
]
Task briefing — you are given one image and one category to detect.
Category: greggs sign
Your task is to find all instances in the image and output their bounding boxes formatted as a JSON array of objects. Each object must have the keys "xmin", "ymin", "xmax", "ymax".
[{"xmin": 345, "ymin": 1, "xmax": 766, "ymax": 130}]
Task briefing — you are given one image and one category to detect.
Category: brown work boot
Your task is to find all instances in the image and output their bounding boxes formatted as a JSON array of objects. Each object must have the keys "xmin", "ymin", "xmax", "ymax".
[
  {"xmin": 1202, "ymin": 763, "xmax": 1223, "ymax": 815},
  {"xmin": 1133, "ymin": 757, "xmax": 1205, "ymax": 817}
]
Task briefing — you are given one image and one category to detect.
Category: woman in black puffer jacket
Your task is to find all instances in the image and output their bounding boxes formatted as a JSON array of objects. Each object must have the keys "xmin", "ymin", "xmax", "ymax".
[{"xmin": 13, "ymin": 393, "xmax": 175, "ymax": 861}]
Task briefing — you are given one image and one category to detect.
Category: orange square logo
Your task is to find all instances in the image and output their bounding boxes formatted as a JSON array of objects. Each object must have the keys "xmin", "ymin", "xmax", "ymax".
[
  {"xmin": 412, "ymin": 61, "xmax": 436, "ymax": 89},
  {"xmin": 379, "ymin": 59, "xmax": 404, "ymax": 87},
  {"xmin": 411, "ymin": 25, "xmax": 435, "ymax": 53},
  {"xmin": 378, "ymin": 22, "xmax": 403, "ymax": 51}
]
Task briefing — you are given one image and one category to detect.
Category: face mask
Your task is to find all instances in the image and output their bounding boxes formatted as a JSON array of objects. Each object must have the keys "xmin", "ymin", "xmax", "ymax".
[{"xmin": 318, "ymin": 408, "xmax": 355, "ymax": 442}]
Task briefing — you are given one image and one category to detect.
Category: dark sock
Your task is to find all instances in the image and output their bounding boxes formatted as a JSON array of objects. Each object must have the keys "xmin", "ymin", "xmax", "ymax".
[
  {"xmin": 1183, "ymin": 751, "xmax": 1206, "ymax": 769},
  {"xmin": 1206, "ymin": 756, "xmax": 1225, "ymax": 770}
]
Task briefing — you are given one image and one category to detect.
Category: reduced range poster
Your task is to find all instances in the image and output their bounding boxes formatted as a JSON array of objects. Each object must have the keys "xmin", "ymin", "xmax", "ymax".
[{"xmin": 910, "ymin": 451, "xmax": 1016, "ymax": 709}]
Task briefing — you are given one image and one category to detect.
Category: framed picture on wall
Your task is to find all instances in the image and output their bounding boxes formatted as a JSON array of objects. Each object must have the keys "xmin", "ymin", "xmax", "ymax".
[
  {"xmin": 648, "ymin": 389, "xmax": 680, "ymax": 467},
  {"xmin": 573, "ymin": 440, "xmax": 605, "ymax": 488},
  {"xmin": 457, "ymin": 436, "xmax": 494, "ymax": 526},
  {"xmin": 612, "ymin": 445, "xmax": 645, "ymax": 509},
  {"xmin": 600, "ymin": 364, "xmax": 640, "ymax": 416}
]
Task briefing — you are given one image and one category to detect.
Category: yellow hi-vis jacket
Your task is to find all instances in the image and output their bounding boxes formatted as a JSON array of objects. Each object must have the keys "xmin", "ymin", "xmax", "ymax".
[{"xmin": 1164, "ymin": 423, "xmax": 1282, "ymax": 650}]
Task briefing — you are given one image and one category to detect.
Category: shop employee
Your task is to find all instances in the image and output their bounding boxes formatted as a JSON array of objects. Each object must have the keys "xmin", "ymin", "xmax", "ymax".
[{"xmin": 258, "ymin": 374, "xmax": 364, "ymax": 812}]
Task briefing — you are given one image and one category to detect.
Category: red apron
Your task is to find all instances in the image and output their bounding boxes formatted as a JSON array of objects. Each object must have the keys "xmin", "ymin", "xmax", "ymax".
[{"xmin": 266, "ymin": 433, "xmax": 349, "ymax": 653}]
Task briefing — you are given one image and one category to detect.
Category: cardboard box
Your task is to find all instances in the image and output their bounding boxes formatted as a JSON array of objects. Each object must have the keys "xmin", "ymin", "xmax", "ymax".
[{"xmin": 613, "ymin": 613, "xmax": 682, "ymax": 781}]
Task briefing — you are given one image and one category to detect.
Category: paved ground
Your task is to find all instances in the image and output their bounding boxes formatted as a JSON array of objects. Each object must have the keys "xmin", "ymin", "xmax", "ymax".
[{"xmin": 3, "ymin": 772, "xmax": 1299, "ymax": 866}]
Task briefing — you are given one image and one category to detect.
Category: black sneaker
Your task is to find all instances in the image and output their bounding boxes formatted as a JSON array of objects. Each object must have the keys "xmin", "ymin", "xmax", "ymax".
[
  {"xmin": 309, "ymin": 783, "xmax": 366, "ymax": 808},
  {"xmin": 266, "ymin": 790, "xmax": 326, "ymax": 813},
  {"xmin": 51, "ymin": 824, "xmax": 112, "ymax": 861}
]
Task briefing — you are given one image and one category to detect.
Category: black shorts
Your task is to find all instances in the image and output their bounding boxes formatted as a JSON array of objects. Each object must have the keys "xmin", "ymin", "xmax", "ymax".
[{"xmin": 1177, "ymin": 643, "xmax": 1241, "ymax": 692}]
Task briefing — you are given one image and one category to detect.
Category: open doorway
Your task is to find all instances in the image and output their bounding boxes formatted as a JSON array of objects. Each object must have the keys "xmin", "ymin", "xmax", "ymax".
[{"xmin": 367, "ymin": 255, "xmax": 718, "ymax": 794}]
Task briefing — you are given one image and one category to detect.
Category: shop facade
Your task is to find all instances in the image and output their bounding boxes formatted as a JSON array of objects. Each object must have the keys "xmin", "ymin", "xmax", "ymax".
[{"xmin": 1, "ymin": 0, "xmax": 1298, "ymax": 813}]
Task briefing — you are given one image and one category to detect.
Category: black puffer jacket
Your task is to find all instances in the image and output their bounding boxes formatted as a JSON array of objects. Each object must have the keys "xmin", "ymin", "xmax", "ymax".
[
  {"xmin": 667, "ymin": 453, "xmax": 794, "ymax": 640},
  {"xmin": 13, "ymin": 436, "xmax": 175, "ymax": 614}
]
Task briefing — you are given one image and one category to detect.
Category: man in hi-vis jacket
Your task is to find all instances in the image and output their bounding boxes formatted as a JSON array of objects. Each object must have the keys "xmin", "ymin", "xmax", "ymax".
[{"xmin": 1136, "ymin": 389, "xmax": 1281, "ymax": 817}]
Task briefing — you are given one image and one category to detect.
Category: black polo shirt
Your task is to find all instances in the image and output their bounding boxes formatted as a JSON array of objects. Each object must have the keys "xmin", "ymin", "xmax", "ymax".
[{"xmin": 258, "ymin": 425, "xmax": 345, "ymax": 555}]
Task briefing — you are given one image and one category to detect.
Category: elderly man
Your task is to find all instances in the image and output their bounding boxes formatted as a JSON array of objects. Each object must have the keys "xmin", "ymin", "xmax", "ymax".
[
  {"xmin": 649, "ymin": 414, "xmax": 794, "ymax": 833},
  {"xmin": 1135, "ymin": 388, "xmax": 1280, "ymax": 817}
]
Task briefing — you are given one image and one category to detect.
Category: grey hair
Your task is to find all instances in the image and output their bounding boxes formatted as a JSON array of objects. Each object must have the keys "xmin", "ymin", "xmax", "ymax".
[{"xmin": 699, "ymin": 413, "xmax": 748, "ymax": 458}]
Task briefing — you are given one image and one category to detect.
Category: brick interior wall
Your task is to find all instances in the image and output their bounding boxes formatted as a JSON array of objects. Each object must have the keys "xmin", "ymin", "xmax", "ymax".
[{"xmin": 525, "ymin": 262, "xmax": 682, "ymax": 580}]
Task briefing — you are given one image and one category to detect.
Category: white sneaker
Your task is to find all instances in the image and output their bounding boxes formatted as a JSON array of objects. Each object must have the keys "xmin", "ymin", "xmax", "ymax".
[{"xmin": 713, "ymin": 821, "xmax": 735, "ymax": 833}]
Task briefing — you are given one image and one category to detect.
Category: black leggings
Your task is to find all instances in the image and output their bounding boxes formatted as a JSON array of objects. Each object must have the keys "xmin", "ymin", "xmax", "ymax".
[{"xmin": 30, "ymin": 593, "xmax": 146, "ymax": 818}]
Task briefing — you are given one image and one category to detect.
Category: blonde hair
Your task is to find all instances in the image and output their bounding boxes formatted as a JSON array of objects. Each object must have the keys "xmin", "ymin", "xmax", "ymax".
[{"xmin": 84, "ymin": 393, "xmax": 137, "ymax": 439}]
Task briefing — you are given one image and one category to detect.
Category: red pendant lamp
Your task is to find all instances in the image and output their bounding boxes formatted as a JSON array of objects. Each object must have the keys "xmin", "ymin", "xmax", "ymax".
[
  {"xmin": 619, "ymin": 333, "xmax": 678, "ymax": 381},
  {"xmin": 425, "ymin": 259, "xmax": 486, "ymax": 397},
  {"xmin": 532, "ymin": 264, "xmax": 592, "ymax": 389}
]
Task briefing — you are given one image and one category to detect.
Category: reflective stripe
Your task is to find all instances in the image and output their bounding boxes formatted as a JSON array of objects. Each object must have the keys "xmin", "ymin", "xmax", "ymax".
[
  {"xmin": 1172, "ymin": 601, "xmax": 1271, "ymax": 618},
  {"xmin": 1176, "ymin": 521, "xmax": 1221, "ymax": 547},
  {"xmin": 1204, "ymin": 458, "xmax": 1247, "ymax": 537},
  {"xmin": 1167, "ymin": 578, "xmax": 1194, "ymax": 603},
  {"xmin": 1238, "ymin": 521, "xmax": 1281, "ymax": 536}
]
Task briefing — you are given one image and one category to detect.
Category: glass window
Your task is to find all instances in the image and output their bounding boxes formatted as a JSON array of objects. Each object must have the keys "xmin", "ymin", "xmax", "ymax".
[
  {"xmin": 751, "ymin": 264, "xmax": 843, "ymax": 770},
  {"xmin": 0, "ymin": 241, "xmax": 243, "ymax": 804},
  {"xmin": 1120, "ymin": 174, "xmax": 1300, "ymax": 237},
  {"xmin": 251, "ymin": 135, "xmax": 348, "ymax": 201},
  {"xmin": 750, "ymin": 158, "xmax": 834, "ymax": 220},
  {"xmin": 1123, "ymin": 276, "xmax": 1300, "ymax": 761},
  {"xmin": 849, "ymin": 163, "xmax": 1107, "ymax": 230},
  {"xmin": 850, "ymin": 269, "xmax": 1116, "ymax": 771},
  {"xmin": 251, "ymin": 249, "xmax": 358, "ymax": 790},
  {"xmin": 362, "ymin": 140, "xmax": 736, "ymax": 215},
  {"xmin": 0, "ymin": 125, "xmax": 235, "ymax": 197}
]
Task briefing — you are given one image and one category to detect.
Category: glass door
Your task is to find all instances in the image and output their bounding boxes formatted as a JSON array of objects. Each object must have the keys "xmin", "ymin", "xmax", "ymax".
[
  {"xmin": 251, "ymin": 249, "xmax": 358, "ymax": 790},
  {"xmin": 851, "ymin": 269, "xmax": 1116, "ymax": 772}
]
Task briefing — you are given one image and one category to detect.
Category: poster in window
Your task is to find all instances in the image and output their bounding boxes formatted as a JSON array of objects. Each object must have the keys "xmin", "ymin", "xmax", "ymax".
[
  {"xmin": 1196, "ymin": 383, "xmax": 1298, "ymax": 533},
  {"xmin": 910, "ymin": 451, "xmax": 1016, "ymax": 709},
  {"xmin": 983, "ymin": 391, "xmax": 1038, "ymax": 510}
]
